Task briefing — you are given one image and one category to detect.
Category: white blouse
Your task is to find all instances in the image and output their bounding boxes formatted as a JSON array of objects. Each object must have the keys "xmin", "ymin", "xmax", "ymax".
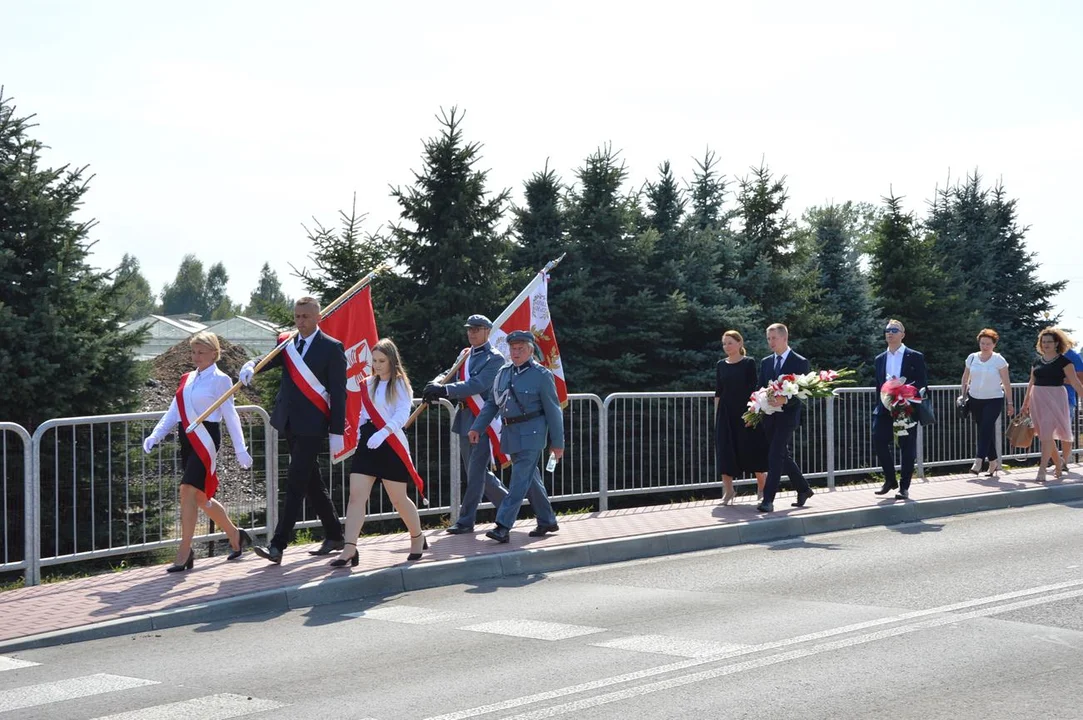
[
  {"xmin": 358, "ymin": 378, "xmax": 412, "ymax": 433},
  {"xmin": 965, "ymin": 352, "xmax": 1009, "ymax": 399},
  {"xmin": 148, "ymin": 366, "xmax": 248, "ymax": 449}
]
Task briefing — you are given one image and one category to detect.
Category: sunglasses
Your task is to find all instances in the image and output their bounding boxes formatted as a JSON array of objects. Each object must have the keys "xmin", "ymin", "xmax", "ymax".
[{"xmin": 884, "ymin": 328, "xmax": 902, "ymax": 334}]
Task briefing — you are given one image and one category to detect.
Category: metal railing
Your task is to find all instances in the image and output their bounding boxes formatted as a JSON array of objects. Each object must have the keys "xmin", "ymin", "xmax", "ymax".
[{"xmin": 4, "ymin": 385, "xmax": 1081, "ymax": 585}]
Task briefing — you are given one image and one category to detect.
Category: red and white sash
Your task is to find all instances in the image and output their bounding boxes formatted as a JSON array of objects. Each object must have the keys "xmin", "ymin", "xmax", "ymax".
[
  {"xmin": 459, "ymin": 351, "xmax": 510, "ymax": 468},
  {"xmin": 176, "ymin": 371, "xmax": 219, "ymax": 500},
  {"xmin": 282, "ymin": 337, "xmax": 330, "ymax": 418},
  {"xmin": 360, "ymin": 380, "xmax": 427, "ymax": 501}
]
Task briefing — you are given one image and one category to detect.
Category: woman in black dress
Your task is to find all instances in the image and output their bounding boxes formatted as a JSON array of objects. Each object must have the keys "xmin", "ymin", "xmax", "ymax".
[{"xmin": 715, "ymin": 330, "xmax": 768, "ymax": 504}]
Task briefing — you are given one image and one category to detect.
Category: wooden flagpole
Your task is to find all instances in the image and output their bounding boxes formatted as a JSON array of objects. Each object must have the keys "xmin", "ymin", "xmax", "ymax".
[
  {"xmin": 402, "ymin": 253, "xmax": 568, "ymax": 431},
  {"xmin": 185, "ymin": 265, "xmax": 386, "ymax": 433}
]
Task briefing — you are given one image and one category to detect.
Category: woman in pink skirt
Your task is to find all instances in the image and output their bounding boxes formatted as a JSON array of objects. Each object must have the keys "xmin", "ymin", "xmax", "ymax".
[{"xmin": 1021, "ymin": 327, "xmax": 1083, "ymax": 481}]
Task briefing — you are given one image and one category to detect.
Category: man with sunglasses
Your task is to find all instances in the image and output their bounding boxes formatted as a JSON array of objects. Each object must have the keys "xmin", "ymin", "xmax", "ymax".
[{"xmin": 873, "ymin": 319, "xmax": 929, "ymax": 499}]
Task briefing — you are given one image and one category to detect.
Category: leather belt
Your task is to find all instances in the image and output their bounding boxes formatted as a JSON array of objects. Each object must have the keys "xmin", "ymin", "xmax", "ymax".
[{"xmin": 502, "ymin": 410, "xmax": 543, "ymax": 425}]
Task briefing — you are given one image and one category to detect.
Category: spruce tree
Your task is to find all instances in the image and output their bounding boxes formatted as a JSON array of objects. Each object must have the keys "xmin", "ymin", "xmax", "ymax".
[
  {"xmin": 0, "ymin": 89, "xmax": 143, "ymax": 429},
  {"xmin": 388, "ymin": 107, "xmax": 510, "ymax": 378},
  {"xmin": 509, "ymin": 161, "xmax": 566, "ymax": 286},
  {"xmin": 112, "ymin": 254, "xmax": 157, "ymax": 320},
  {"xmin": 554, "ymin": 144, "xmax": 669, "ymax": 391},
  {"xmin": 796, "ymin": 203, "xmax": 881, "ymax": 380},
  {"xmin": 247, "ymin": 262, "xmax": 290, "ymax": 319},
  {"xmin": 869, "ymin": 192, "xmax": 976, "ymax": 383}
]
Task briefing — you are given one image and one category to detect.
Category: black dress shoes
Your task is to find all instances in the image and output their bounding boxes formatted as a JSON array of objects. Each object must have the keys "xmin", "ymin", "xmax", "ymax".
[
  {"xmin": 308, "ymin": 539, "xmax": 346, "ymax": 556},
  {"xmin": 792, "ymin": 489, "xmax": 814, "ymax": 508},
  {"xmin": 485, "ymin": 525, "xmax": 511, "ymax": 543},
  {"xmin": 445, "ymin": 524, "xmax": 474, "ymax": 535},
  {"xmin": 528, "ymin": 523, "xmax": 560, "ymax": 537},
  {"xmin": 755, "ymin": 502, "xmax": 774, "ymax": 513},
  {"xmin": 253, "ymin": 545, "xmax": 282, "ymax": 565},
  {"xmin": 874, "ymin": 480, "xmax": 899, "ymax": 495},
  {"xmin": 895, "ymin": 489, "xmax": 910, "ymax": 500}
]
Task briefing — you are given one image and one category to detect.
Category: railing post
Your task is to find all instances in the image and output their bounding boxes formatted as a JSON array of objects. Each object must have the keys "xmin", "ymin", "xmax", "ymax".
[
  {"xmin": 916, "ymin": 424, "xmax": 926, "ymax": 480},
  {"xmin": 27, "ymin": 425, "xmax": 41, "ymax": 586},
  {"xmin": 825, "ymin": 394, "xmax": 836, "ymax": 491},
  {"xmin": 265, "ymin": 422, "xmax": 278, "ymax": 541},
  {"xmin": 448, "ymin": 403, "xmax": 461, "ymax": 525},
  {"xmin": 599, "ymin": 396, "xmax": 609, "ymax": 512}
]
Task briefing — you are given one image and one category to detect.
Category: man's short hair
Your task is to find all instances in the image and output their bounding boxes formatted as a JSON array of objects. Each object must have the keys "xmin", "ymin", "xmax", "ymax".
[
  {"xmin": 886, "ymin": 318, "xmax": 905, "ymax": 332},
  {"xmin": 766, "ymin": 323, "xmax": 789, "ymax": 337},
  {"xmin": 295, "ymin": 296, "xmax": 321, "ymax": 313}
]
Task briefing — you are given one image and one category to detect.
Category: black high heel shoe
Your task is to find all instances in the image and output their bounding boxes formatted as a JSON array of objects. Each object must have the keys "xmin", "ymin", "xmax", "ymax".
[
  {"xmin": 407, "ymin": 533, "xmax": 429, "ymax": 562},
  {"xmin": 227, "ymin": 529, "xmax": 252, "ymax": 561},
  {"xmin": 167, "ymin": 550, "xmax": 194, "ymax": 573},
  {"xmin": 329, "ymin": 543, "xmax": 358, "ymax": 568}
]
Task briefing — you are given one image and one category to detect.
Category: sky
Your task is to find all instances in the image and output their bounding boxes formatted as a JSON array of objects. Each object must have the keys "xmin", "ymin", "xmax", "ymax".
[{"xmin": 3, "ymin": 0, "xmax": 1082, "ymax": 340}]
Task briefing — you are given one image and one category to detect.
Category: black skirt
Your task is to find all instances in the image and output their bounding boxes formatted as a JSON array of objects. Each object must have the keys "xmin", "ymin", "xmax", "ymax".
[
  {"xmin": 350, "ymin": 422, "xmax": 411, "ymax": 483},
  {"xmin": 178, "ymin": 421, "xmax": 220, "ymax": 491}
]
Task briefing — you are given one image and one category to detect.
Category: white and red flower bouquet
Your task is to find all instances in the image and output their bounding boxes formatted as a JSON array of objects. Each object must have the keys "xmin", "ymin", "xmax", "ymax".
[
  {"xmin": 880, "ymin": 377, "xmax": 925, "ymax": 443},
  {"xmin": 742, "ymin": 369, "xmax": 856, "ymax": 428}
]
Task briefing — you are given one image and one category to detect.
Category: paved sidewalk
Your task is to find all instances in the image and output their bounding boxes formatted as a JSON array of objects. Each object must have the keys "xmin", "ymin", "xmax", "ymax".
[{"xmin": 1, "ymin": 466, "xmax": 1081, "ymax": 651}]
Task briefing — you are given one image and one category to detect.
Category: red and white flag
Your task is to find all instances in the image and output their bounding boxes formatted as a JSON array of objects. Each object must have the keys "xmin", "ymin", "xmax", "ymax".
[
  {"xmin": 318, "ymin": 285, "xmax": 379, "ymax": 463},
  {"xmin": 489, "ymin": 270, "xmax": 568, "ymax": 406}
]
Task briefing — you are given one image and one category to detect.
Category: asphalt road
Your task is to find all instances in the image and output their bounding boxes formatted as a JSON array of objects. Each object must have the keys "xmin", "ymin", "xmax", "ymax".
[{"xmin": 3, "ymin": 501, "xmax": 1082, "ymax": 719}]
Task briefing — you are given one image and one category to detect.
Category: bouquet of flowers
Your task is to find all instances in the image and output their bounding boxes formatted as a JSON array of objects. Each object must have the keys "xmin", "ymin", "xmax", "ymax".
[
  {"xmin": 743, "ymin": 369, "xmax": 856, "ymax": 428},
  {"xmin": 880, "ymin": 377, "xmax": 925, "ymax": 443}
]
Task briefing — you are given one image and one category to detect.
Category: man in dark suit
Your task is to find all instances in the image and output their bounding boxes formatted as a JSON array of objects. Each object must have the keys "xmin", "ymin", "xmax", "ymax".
[
  {"xmin": 756, "ymin": 323, "xmax": 814, "ymax": 513},
  {"xmin": 873, "ymin": 318, "xmax": 929, "ymax": 500},
  {"xmin": 239, "ymin": 296, "xmax": 347, "ymax": 563}
]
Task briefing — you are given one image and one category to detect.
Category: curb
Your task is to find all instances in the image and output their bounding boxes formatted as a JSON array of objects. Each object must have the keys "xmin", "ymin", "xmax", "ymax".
[{"xmin": 3, "ymin": 482, "xmax": 1082, "ymax": 652}]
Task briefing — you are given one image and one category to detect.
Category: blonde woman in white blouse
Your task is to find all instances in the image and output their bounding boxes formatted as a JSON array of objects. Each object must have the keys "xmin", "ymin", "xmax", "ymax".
[
  {"xmin": 959, "ymin": 328, "xmax": 1014, "ymax": 477},
  {"xmin": 331, "ymin": 338, "xmax": 427, "ymax": 567},
  {"xmin": 143, "ymin": 332, "xmax": 254, "ymax": 572}
]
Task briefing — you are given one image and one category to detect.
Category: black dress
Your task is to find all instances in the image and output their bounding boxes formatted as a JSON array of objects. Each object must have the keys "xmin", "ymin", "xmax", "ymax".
[{"xmin": 714, "ymin": 356, "xmax": 768, "ymax": 476}]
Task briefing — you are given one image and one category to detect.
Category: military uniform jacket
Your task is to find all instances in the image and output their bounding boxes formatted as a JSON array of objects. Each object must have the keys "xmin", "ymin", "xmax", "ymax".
[
  {"xmin": 473, "ymin": 359, "xmax": 564, "ymax": 453},
  {"xmin": 443, "ymin": 342, "xmax": 503, "ymax": 436},
  {"xmin": 258, "ymin": 329, "xmax": 347, "ymax": 437}
]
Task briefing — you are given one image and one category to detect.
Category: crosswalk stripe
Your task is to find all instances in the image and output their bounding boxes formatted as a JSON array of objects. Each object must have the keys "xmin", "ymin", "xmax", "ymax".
[
  {"xmin": 591, "ymin": 635, "xmax": 748, "ymax": 658},
  {"xmin": 461, "ymin": 619, "xmax": 606, "ymax": 641},
  {"xmin": 344, "ymin": 605, "xmax": 472, "ymax": 625},
  {"xmin": 0, "ymin": 673, "xmax": 158, "ymax": 713},
  {"xmin": 0, "ymin": 656, "xmax": 39, "ymax": 673},
  {"xmin": 89, "ymin": 692, "xmax": 284, "ymax": 719}
]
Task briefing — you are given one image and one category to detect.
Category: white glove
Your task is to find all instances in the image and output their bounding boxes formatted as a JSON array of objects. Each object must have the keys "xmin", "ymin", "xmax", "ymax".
[
  {"xmin": 236, "ymin": 448, "xmax": 253, "ymax": 469},
  {"xmin": 142, "ymin": 436, "xmax": 157, "ymax": 454},
  {"xmin": 329, "ymin": 433, "xmax": 345, "ymax": 457},
  {"xmin": 239, "ymin": 360, "xmax": 256, "ymax": 386},
  {"xmin": 366, "ymin": 428, "xmax": 389, "ymax": 450}
]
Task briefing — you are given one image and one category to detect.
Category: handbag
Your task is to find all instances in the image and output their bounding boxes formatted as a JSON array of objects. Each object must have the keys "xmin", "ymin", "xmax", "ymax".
[
  {"xmin": 916, "ymin": 398, "xmax": 936, "ymax": 426},
  {"xmin": 1006, "ymin": 414, "xmax": 1035, "ymax": 449},
  {"xmin": 955, "ymin": 393, "xmax": 971, "ymax": 419}
]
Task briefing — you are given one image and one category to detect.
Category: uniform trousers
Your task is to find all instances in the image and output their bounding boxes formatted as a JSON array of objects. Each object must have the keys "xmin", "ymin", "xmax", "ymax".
[{"xmin": 495, "ymin": 449, "xmax": 557, "ymax": 530}]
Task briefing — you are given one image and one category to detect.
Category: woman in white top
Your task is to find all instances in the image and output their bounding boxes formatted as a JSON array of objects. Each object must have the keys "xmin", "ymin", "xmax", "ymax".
[
  {"xmin": 331, "ymin": 338, "xmax": 427, "ymax": 567},
  {"xmin": 143, "ymin": 332, "xmax": 254, "ymax": 572},
  {"xmin": 959, "ymin": 328, "xmax": 1014, "ymax": 477}
]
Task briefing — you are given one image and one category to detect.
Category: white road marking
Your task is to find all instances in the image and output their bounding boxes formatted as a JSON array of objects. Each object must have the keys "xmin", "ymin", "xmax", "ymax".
[
  {"xmin": 461, "ymin": 620, "xmax": 606, "ymax": 641},
  {"xmin": 344, "ymin": 605, "xmax": 472, "ymax": 625},
  {"xmin": 420, "ymin": 577, "xmax": 1083, "ymax": 720},
  {"xmin": 591, "ymin": 635, "xmax": 747, "ymax": 658},
  {"xmin": 0, "ymin": 656, "xmax": 38, "ymax": 673},
  {"xmin": 89, "ymin": 692, "xmax": 284, "ymax": 719},
  {"xmin": 500, "ymin": 586, "xmax": 1083, "ymax": 719},
  {"xmin": 0, "ymin": 673, "xmax": 158, "ymax": 713}
]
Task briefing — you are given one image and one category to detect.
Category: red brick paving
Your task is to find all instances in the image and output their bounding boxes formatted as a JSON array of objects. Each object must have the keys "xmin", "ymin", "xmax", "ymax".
[{"xmin": 0, "ymin": 466, "xmax": 1078, "ymax": 644}]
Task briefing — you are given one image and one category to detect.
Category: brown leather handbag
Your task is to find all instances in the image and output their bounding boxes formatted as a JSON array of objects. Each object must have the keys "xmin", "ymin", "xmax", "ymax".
[{"xmin": 1006, "ymin": 415, "xmax": 1035, "ymax": 449}]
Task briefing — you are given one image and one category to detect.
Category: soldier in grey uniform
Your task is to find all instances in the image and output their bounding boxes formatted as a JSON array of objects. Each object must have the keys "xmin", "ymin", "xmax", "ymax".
[
  {"xmin": 470, "ymin": 330, "xmax": 563, "ymax": 543},
  {"xmin": 423, "ymin": 314, "xmax": 512, "ymax": 534}
]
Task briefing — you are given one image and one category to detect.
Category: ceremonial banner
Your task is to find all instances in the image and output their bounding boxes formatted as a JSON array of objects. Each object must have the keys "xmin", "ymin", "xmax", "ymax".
[
  {"xmin": 489, "ymin": 271, "xmax": 568, "ymax": 407},
  {"xmin": 319, "ymin": 285, "xmax": 379, "ymax": 463}
]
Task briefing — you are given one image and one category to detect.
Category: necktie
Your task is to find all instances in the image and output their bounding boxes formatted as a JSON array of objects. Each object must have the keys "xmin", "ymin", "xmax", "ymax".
[
  {"xmin": 774, "ymin": 354, "xmax": 783, "ymax": 378},
  {"xmin": 296, "ymin": 337, "xmax": 306, "ymax": 355}
]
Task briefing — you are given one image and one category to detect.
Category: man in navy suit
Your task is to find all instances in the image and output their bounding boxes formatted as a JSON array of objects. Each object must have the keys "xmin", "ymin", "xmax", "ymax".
[
  {"xmin": 239, "ymin": 296, "xmax": 347, "ymax": 563},
  {"xmin": 873, "ymin": 318, "xmax": 929, "ymax": 500},
  {"xmin": 756, "ymin": 323, "xmax": 814, "ymax": 513}
]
